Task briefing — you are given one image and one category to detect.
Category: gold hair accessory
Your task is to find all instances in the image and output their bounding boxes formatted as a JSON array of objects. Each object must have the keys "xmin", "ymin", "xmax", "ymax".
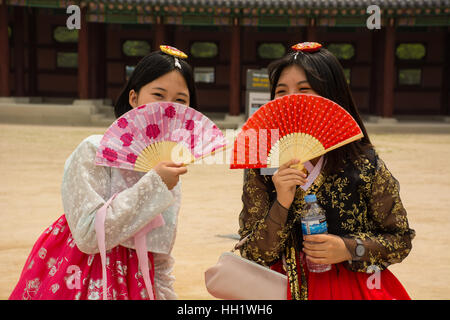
[{"xmin": 160, "ymin": 45, "xmax": 188, "ymax": 59}]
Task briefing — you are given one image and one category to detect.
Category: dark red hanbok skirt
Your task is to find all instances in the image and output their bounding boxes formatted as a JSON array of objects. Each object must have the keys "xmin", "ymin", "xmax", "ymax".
[{"xmin": 271, "ymin": 252, "xmax": 411, "ymax": 300}]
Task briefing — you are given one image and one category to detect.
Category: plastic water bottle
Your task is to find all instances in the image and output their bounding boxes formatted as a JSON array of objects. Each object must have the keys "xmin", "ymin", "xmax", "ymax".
[{"xmin": 301, "ymin": 194, "xmax": 332, "ymax": 273}]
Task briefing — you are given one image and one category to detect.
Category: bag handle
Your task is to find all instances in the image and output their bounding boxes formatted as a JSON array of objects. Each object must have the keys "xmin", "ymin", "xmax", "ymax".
[{"xmin": 232, "ymin": 234, "xmax": 250, "ymax": 252}]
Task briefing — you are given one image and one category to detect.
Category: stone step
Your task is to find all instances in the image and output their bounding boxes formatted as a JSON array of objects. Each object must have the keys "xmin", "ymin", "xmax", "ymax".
[{"xmin": 90, "ymin": 113, "xmax": 114, "ymax": 127}]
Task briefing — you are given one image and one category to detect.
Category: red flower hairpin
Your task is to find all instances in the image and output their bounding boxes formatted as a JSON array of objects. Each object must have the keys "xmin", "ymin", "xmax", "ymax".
[{"xmin": 291, "ymin": 42, "xmax": 322, "ymax": 53}]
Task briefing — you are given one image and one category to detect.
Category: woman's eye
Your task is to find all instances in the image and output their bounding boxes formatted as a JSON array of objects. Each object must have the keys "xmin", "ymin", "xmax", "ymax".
[
  {"xmin": 176, "ymin": 99, "xmax": 187, "ymax": 104},
  {"xmin": 275, "ymin": 90, "xmax": 286, "ymax": 96},
  {"xmin": 152, "ymin": 93, "xmax": 164, "ymax": 98}
]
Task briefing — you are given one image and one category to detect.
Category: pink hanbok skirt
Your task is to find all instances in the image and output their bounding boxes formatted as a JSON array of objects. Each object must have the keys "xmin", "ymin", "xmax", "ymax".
[{"xmin": 9, "ymin": 214, "xmax": 155, "ymax": 300}]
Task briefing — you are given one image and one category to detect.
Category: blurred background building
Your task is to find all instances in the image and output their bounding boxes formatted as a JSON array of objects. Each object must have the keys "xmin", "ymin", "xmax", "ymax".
[{"xmin": 0, "ymin": 0, "xmax": 449, "ymax": 125}]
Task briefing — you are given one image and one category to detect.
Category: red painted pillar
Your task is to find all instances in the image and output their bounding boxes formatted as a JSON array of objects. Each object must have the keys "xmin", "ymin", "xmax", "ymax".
[
  {"xmin": 441, "ymin": 31, "xmax": 449, "ymax": 115},
  {"xmin": 306, "ymin": 21, "xmax": 318, "ymax": 42},
  {"xmin": 229, "ymin": 18, "xmax": 241, "ymax": 116},
  {"xmin": 0, "ymin": 2, "xmax": 10, "ymax": 96},
  {"xmin": 96, "ymin": 23, "xmax": 106, "ymax": 99},
  {"xmin": 14, "ymin": 6, "xmax": 25, "ymax": 97},
  {"xmin": 369, "ymin": 30, "xmax": 384, "ymax": 116},
  {"xmin": 381, "ymin": 23, "xmax": 395, "ymax": 118},
  {"xmin": 78, "ymin": 6, "xmax": 89, "ymax": 99},
  {"xmin": 28, "ymin": 7, "xmax": 37, "ymax": 97},
  {"xmin": 154, "ymin": 16, "xmax": 165, "ymax": 49}
]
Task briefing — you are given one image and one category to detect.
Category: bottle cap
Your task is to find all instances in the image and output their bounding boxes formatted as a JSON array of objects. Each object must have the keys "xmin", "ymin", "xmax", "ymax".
[{"xmin": 304, "ymin": 194, "xmax": 317, "ymax": 203}]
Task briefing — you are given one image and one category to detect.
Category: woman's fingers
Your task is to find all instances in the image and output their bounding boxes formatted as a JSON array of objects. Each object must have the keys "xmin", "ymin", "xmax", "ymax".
[
  {"xmin": 302, "ymin": 240, "xmax": 328, "ymax": 251},
  {"xmin": 305, "ymin": 256, "xmax": 328, "ymax": 265},
  {"xmin": 302, "ymin": 241, "xmax": 329, "ymax": 259},
  {"xmin": 279, "ymin": 159, "xmax": 300, "ymax": 171},
  {"xmin": 277, "ymin": 168, "xmax": 307, "ymax": 178},
  {"xmin": 303, "ymin": 234, "xmax": 329, "ymax": 242},
  {"xmin": 165, "ymin": 161, "xmax": 185, "ymax": 168},
  {"xmin": 168, "ymin": 166, "xmax": 188, "ymax": 176},
  {"xmin": 302, "ymin": 234, "xmax": 353, "ymax": 265},
  {"xmin": 278, "ymin": 173, "xmax": 307, "ymax": 181},
  {"xmin": 302, "ymin": 248, "xmax": 326, "ymax": 259},
  {"xmin": 278, "ymin": 175, "xmax": 307, "ymax": 186},
  {"xmin": 162, "ymin": 161, "xmax": 188, "ymax": 175}
]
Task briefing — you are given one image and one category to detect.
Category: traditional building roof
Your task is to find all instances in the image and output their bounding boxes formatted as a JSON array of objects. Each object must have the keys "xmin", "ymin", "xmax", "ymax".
[
  {"xmin": 80, "ymin": 0, "xmax": 450, "ymax": 7},
  {"xmin": 3, "ymin": 0, "xmax": 449, "ymax": 26}
]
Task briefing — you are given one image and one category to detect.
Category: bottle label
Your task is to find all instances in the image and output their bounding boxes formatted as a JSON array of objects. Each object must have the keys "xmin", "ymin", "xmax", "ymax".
[{"xmin": 301, "ymin": 218, "xmax": 327, "ymax": 235}]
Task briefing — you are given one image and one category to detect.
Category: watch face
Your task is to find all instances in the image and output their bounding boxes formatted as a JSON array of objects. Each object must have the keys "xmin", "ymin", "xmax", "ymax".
[{"xmin": 356, "ymin": 244, "xmax": 365, "ymax": 257}]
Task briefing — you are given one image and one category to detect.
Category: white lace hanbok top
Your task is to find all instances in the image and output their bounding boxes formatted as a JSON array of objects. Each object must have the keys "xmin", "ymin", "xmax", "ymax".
[{"xmin": 61, "ymin": 135, "xmax": 180, "ymax": 300}]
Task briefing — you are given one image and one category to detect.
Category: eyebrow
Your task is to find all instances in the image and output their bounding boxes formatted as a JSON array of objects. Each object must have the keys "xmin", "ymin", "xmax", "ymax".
[
  {"xmin": 152, "ymin": 87, "xmax": 167, "ymax": 92},
  {"xmin": 276, "ymin": 80, "xmax": 309, "ymax": 88},
  {"xmin": 151, "ymin": 87, "xmax": 188, "ymax": 97}
]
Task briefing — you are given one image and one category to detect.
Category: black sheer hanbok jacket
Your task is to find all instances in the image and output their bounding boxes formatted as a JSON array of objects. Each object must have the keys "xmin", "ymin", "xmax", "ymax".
[{"xmin": 238, "ymin": 149, "xmax": 415, "ymax": 299}]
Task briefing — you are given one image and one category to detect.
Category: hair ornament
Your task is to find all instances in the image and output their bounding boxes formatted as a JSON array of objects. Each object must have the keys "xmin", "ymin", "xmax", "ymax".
[
  {"xmin": 291, "ymin": 42, "xmax": 322, "ymax": 53},
  {"xmin": 173, "ymin": 57, "xmax": 182, "ymax": 69},
  {"xmin": 160, "ymin": 45, "xmax": 188, "ymax": 69},
  {"xmin": 160, "ymin": 45, "xmax": 188, "ymax": 59}
]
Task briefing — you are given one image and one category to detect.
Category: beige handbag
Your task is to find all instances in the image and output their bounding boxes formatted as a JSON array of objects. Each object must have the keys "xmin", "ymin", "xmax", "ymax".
[{"xmin": 204, "ymin": 236, "xmax": 287, "ymax": 300}]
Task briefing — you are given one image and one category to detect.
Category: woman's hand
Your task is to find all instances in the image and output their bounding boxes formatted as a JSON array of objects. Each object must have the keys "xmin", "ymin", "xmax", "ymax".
[
  {"xmin": 302, "ymin": 234, "xmax": 352, "ymax": 265},
  {"xmin": 272, "ymin": 159, "xmax": 308, "ymax": 209},
  {"xmin": 153, "ymin": 161, "xmax": 187, "ymax": 190}
]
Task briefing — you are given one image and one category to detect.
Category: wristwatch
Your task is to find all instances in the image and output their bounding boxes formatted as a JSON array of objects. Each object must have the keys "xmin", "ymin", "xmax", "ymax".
[{"xmin": 354, "ymin": 238, "xmax": 365, "ymax": 260}]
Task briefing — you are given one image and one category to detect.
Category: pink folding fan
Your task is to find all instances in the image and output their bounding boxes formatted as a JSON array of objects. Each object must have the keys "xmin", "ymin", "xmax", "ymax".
[{"xmin": 95, "ymin": 102, "xmax": 227, "ymax": 172}]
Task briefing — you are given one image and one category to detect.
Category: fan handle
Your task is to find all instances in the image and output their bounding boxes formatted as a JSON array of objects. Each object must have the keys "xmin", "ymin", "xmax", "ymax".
[{"xmin": 289, "ymin": 162, "xmax": 306, "ymax": 173}]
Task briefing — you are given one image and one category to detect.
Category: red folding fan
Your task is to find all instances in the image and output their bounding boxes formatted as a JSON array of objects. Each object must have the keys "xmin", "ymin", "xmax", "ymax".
[{"xmin": 230, "ymin": 94, "xmax": 364, "ymax": 170}]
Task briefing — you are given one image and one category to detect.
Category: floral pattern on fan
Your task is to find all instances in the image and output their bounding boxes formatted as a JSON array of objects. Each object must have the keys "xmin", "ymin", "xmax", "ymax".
[{"xmin": 95, "ymin": 102, "xmax": 227, "ymax": 172}]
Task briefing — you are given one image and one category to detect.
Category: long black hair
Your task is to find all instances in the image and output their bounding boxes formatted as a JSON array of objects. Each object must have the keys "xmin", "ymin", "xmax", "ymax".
[
  {"xmin": 114, "ymin": 51, "xmax": 197, "ymax": 118},
  {"xmin": 267, "ymin": 47, "xmax": 373, "ymax": 173}
]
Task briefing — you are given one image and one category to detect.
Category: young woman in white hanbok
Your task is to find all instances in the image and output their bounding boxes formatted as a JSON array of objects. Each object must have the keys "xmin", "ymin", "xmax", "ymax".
[{"xmin": 10, "ymin": 46, "xmax": 196, "ymax": 300}]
